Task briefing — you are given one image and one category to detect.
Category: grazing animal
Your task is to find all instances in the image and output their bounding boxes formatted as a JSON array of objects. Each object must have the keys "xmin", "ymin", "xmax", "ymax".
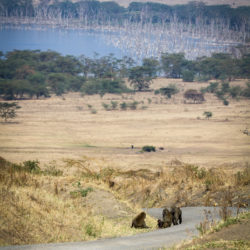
[
  {"xmin": 170, "ymin": 206, "xmax": 182, "ymax": 225},
  {"xmin": 131, "ymin": 212, "xmax": 148, "ymax": 228},
  {"xmin": 161, "ymin": 208, "xmax": 172, "ymax": 228}
]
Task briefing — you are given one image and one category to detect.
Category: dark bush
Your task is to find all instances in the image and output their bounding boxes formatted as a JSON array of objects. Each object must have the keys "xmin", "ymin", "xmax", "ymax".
[
  {"xmin": 184, "ymin": 89, "xmax": 205, "ymax": 103},
  {"xmin": 142, "ymin": 145, "xmax": 156, "ymax": 152}
]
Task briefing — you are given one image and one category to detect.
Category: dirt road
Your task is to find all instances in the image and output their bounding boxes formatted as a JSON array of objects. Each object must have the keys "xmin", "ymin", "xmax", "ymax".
[{"xmin": 0, "ymin": 207, "xmax": 243, "ymax": 250}]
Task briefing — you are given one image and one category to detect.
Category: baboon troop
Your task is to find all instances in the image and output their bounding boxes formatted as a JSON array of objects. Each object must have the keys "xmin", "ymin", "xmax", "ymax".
[
  {"xmin": 158, "ymin": 206, "xmax": 182, "ymax": 229},
  {"xmin": 131, "ymin": 207, "xmax": 182, "ymax": 230},
  {"xmin": 170, "ymin": 206, "xmax": 182, "ymax": 225},
  {"xmin": 131, "ymin": 212, "xmax": 148, "ymax": 228}
]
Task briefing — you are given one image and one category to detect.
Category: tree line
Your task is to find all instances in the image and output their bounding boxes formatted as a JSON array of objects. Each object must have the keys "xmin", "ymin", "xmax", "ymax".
[
  {"xmin": 0, "ymin": 0, "xmax": 249, "ymax": 34},
  {"xmin": 0, "ymin": 49, "xmax": 249, "ymax": 100}
]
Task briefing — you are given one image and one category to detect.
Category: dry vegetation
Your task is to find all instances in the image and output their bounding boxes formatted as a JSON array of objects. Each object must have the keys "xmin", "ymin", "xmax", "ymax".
[
  {"xmin": 178, "ymin": 211, "xmax": 250, "ymax": 250},
  {"xmin": 0, "ymin": 78, "xmax": 250, "ymax": 246},
  {"xmin": 1, "ymin": 78, "xmax": 249, "ymax": 167},
  {"xmin": 0, "ymin": 157, "xmax": 156, "ymax": 246}
]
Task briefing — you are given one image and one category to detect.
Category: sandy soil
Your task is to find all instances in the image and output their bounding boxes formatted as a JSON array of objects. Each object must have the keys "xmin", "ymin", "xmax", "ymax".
[{"xmin": 0, "ymin": 79, "xmax": 249, "ymax": 171}]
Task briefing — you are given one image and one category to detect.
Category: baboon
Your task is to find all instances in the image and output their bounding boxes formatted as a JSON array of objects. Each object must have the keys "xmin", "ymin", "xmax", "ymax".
[
  {"xmin": 157, "ymin": 219, "xmax": 164, "ymax": 228},
  {"xmin": 131, "ymin": 212, "xmax": 148, "ymax": 228},
  {"xmin": 162, "ymin": 208, "xmax": 172, "ymax": 228},
  {"xmin": 170, "ymin": 206, "xmax": 182, "ymax": 225},
  {"xmin": 108, "ymin": 180, "xmax": 115, "ymax": 188}
]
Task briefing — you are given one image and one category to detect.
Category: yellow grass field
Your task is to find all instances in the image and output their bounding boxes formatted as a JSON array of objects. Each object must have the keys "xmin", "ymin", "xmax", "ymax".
[{"xmin": 1, "ymin": 78, "xmax": 250, "ymax": 172}]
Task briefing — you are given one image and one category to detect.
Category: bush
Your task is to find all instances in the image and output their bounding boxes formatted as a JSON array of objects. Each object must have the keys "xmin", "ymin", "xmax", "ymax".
[
  {"xmin": 223, "ymin": 99, "xmax": 229, "ymax": 106},
  {"xmin": 81, "ymin": 78, "xmax": 130, "ymax": 96},
  {"xmin": 203, "ymin": 111, "xmax": 213, "ymax": 119},
  {"xmin": 102, "ymin": 103, "xmax": 111, "ymax": 111},
  {"xmin": 201, "ymin": 82, "xmax": 219, "ymax": 94},
  {"xmin": 182, "ymin": 70, "xmax": 194, "ymax": 82},
  {"xmin": 0, "ymin": 102, "xmax": 21, "ymax": 122},
  {"xmin": 23, "ymin": 160, "xmax": 41, "ymax": 173},
  {"xmin": 184, "ymin": 89, "xmax": 205, "ymax": 103},
  {"xmin": 79, "ymin": 187, "xmax": 93, "ymax": 197},
  {"xmin": 230, "ymin": 86, "xmax": 242, "ymax": 98},
  {"xmin": 120, "ymin": 102, "xmax": 127, "ymax": 110},
  {"xmin": 241, "ymin": 82, "xmax": 250, "ymax": 98},
  {"xmin": 157, "ymin": 84, "xmax": 179, "ymax": 99},
  {"xmin": 110, "ymin": 101, "xmax": 118, "ymax": 110},
  {"xmin": 142, "ymin": 145, "xmax": 156, "ymax": 152},
  {"xmin": 129, "ymin": 101, "xmax": 139, "ymax": 110}
]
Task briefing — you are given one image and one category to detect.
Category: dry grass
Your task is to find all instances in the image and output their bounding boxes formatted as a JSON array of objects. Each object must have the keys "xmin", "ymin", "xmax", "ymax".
[
  {"xmin": 0, "ymin": 154, "xmax": 249, "ymax": 245},
  {"xmin": 0, "ymin": 78, "xmax": 250, "ymax": 246},
  {"xmin": 0, "ymin": 78, "xmax": 249, "ymax": 170},
  {"xmin": 0, "ymin": 157, "xmax": 156, "ymax": 246}
]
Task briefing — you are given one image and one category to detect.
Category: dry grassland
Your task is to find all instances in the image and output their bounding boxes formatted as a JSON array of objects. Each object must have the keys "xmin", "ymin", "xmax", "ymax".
[
  {"xmin": 0, "ymin": 78, "xmax": 249, "ymax": 171},
  {"xmin": 0, "ymin": 77, "xmax": 250, "ymax": 246}
]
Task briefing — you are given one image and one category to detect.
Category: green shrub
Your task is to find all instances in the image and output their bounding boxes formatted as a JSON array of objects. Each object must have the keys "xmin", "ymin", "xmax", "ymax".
[
  {"xmin": 110, "ymin": 101, "xmax": 118, "ymax": 110},
  {"xmin": 120, "ymin": 102, "xmax": 127, "ymax": 110},
  {"xmin": 142, "ymin": 145, "xmax": 156, "ymax": 152},
  {"xmin": 102, "ymin": 103, "xmax": 110, "ymax": 111},
  {"xmin": 85, "ymin": 223, "xmax": 97, "ymax": 237},
  {"xmin": 223, "ymin": 99, "xmax": 229, "ymax": 106},
  {"xmin": 23, "ymin": 160, "xmax": 41, "ymax": 173},
  {"xmin": 79, "ymin": 187, "xmax": 93, "ymax": 197},
  {"xmin": 230, "ymin": 86, "xmax": 242, "ymax": 98},
  {"xmin": 241, "ymin": 82, "xmax": 250, "ymax": 98},
  {"xmin": 81, "ymin": 78, "xmax": 130, "ymax": 96},
  {"xmin": 157, "ymin": 84, "xmax": 179, "ymax": 99},
  {"xmin": 129, "ymin": 101, "xmax": 139, "ymax": 110},
  {"xmin": 203, "ymin": 111, "xmax": 213, "ymax": 119}
]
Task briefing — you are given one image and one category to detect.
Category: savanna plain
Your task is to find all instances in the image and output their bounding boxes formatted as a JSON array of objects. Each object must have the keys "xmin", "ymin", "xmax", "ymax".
[{"xmin": 0, "ymin": 78, "xmax": 250, "ymax": 247}]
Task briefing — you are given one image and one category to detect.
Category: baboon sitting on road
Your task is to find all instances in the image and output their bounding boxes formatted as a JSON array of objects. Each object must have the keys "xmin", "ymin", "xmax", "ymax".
[
  {"xmin": 158, "ymin": 208, "xmax": 172, "ymax": 228},
  {"xmin": 162, "ymin": 208, "xmax": 172, "ymax": 228},
  {"xmin": 171, "ymin": 206, "xmax": 182, "ymax": 225},
  {"xmin": 131, "ymin": 212, "xmax": 149, "ymax": 228}
]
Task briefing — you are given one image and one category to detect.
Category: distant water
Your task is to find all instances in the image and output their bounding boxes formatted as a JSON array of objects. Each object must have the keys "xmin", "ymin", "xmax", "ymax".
[
  {"xmin": 0, "ymin": 27, "xmax": 123, "ymax": 58},
  {"xmin": 0, "ymin": 26, "xmax": 238, "ymax": 62}
]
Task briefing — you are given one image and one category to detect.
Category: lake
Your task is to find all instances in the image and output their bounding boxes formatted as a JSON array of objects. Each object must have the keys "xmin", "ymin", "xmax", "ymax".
[
  {"xmin": 0, "ymin": 27, "xmax": 123, "ymax": 59},
  {"xmin": 0, "ymin": 26, "xmax": 237, "ymax": 62}
]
